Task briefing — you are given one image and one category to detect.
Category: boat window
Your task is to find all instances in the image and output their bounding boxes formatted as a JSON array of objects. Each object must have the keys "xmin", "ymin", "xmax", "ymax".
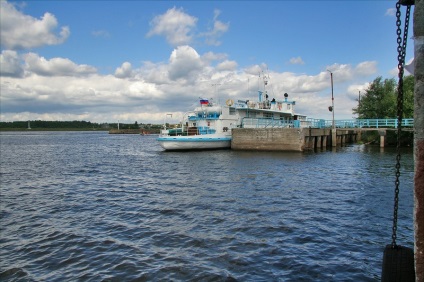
[
  {"xmin": 287, "ymin": 104, "xmax": 291, "ymax": 110},
  {"xmin": 229, "ymin": 107, "xmax": 236, "ymax": 115}
]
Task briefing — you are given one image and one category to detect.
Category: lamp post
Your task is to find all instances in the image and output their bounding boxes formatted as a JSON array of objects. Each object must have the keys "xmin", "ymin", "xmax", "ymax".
[
  {"xmin": 327, "ymin": 70, "xmax": 336, "ymax": 147},
  {"xmin": 327, "ymin": 70, "xmax": 335, "ymax": 130}
]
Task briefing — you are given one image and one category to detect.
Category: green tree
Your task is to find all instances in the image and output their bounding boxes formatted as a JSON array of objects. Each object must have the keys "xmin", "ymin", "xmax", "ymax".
[
  {"xmin": 353, "ymin": 75, "xmax": 414, "ymax": 119},
  {"xmin": 402, "ymin": 75, "xmax": 414, "ymax": 118}
]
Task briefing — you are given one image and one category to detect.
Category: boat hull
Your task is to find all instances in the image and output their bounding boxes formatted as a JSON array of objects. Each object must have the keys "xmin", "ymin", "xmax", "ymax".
[{"xmin": 157, "ymin": 136, "xmax": 231, "ymax": 150}]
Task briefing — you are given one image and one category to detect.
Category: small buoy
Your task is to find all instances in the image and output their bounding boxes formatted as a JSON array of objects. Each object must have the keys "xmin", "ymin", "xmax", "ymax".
[{"xmin": 381, "ymin": 244, "xmax": 415, "ymax": 282}]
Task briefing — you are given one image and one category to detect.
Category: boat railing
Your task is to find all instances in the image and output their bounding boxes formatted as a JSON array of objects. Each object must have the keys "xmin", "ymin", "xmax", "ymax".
[
  {"xmin": 188, "ymin": 114, "xmax": 220, "ymax": 120},
  {"xmin": 161, "ymin": 126, "xmax": 217, "ymax": 136},
  {"xmin": 313, "ymin": 118, "xmax": 414, "ymax": 129},
  {"xmin": 242, "ymin": 117, "xmax": 295, "ymax": 128}
]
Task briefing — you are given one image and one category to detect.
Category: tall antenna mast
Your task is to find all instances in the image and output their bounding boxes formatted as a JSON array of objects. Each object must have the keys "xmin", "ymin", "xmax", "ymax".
[{"xmin": 211, "ymin": 83, "xmax": 221, "ymax": 96}]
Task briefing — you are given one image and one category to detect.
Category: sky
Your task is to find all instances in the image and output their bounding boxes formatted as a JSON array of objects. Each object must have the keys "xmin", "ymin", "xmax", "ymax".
[{"xmin": 0, "ymin": 0, "xmax": 416, "ymax": 124}]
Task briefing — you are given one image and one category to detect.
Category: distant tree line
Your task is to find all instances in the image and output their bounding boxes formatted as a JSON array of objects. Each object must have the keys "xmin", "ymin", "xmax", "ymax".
[
  {"xmin": 0, "ymin": 120, "xmax": 163, "ymax": 131},
  {"xmin": 0, "ymin": 120, "xmax": 100, "ymax": 130}
]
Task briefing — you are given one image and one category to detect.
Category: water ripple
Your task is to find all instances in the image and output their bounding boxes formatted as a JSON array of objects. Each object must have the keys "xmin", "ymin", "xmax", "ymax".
[{"xmin": 0, "ymin": 132, "xmax": 414, "ymax": 281}]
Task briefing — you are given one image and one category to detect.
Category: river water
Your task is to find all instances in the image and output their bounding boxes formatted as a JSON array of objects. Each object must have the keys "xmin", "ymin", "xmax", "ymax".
[{"xmin": 0, "ymin": 131, "xmax": 415, "ymax": 281}]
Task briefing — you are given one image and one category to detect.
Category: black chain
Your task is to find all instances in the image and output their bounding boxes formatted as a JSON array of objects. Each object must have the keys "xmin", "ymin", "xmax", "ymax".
[{"xmin": 392, "ymin": 2, "xmax": 411, "ymax": 248}]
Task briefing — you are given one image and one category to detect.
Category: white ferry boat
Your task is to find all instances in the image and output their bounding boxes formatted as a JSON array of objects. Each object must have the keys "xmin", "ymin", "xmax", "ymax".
[
  {"xmin": 157, "ymin": 98, "xmax": 238, "ymax": 150},
  {"xmin": 157, "ymin": 77, "xmax": 308, "ymax": 151}
]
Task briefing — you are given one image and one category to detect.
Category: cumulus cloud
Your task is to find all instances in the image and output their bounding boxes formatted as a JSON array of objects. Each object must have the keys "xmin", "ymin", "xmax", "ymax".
[
  {"xmin": 326, "ymin": 61, "xmax": 377, "ymax": 82},
  {"xmin": 0, "ymin": 1, "xmax": 70, "ymax": 50},
  {"xmin": 355, "ymin": 61, "xmax": 377, "ymax": 76},
  {"xmin": 1, "ymin": 44, "xmax": 378, "ymax": 123},
  {"xmin": 202, "ymin": 51, "xmax": 228, "ymax": 64},
  {"xmin": 146, "ymin": 7, "xmax": 229, "ymax": 47},
  {"xmin": 115, "ymin": 62, "xmax": 134, "ymax": 79},
  {"xmin": 24, "ymin": 53, "xmax": 97, "ymax": 77},
  {"xmin": 168, "ymin": 45, "xmax": 204, "ymax": 81},
  {"xmin": 128, "ymin": 81, "xmax": 163, "ymax": 99},
  {"xmin": 289, "ymin": 57, "xmax": 305, "ymax": 65},
  {"xmin": 0, "ymin": 50, "xmax": 25, "ymax": 78},
  {"xmin": 216, "ymin": 60, "xmax": 237, "ymax": 71},
  {"xmin": 146, "ymin": 7, "xmax": 197, "ymax": 46}
]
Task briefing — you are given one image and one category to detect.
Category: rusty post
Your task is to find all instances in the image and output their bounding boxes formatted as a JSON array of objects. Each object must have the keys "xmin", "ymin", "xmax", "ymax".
[{"xmin": 413, "ymin": 0, "xmax": 424, "ymax": 280}]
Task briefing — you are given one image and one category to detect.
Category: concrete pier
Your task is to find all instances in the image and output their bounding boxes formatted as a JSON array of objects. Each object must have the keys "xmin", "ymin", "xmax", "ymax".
[{"xmin": 231, "ymin": 128, "xmax": 356, "ymax": 151}]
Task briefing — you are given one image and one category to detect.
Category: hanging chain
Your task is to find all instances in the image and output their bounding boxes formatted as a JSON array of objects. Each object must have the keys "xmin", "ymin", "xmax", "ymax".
[{"xmin": 391, "ymin": 2, "xmax": 411, "ymax": 248}]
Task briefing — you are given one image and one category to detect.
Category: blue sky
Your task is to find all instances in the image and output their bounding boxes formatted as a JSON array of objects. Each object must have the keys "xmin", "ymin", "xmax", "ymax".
[{"xmin": 0, "ymin": 1, "xmax": 415, "ymax": 124}]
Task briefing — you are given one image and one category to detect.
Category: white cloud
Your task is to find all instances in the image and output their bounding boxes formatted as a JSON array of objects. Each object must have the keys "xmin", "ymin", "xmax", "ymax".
[
  {"xmin": 24, "ymin": 53, "xmax": 97, "ymax": 77},
  {"xmin": 168, "ymin": 45, "xmax": 204, "ymax": 81},
  {"xmin": 289, "ymin": 57, "xmax": 305, "ymax": 65},
  {"xmin": 146, "ymin": 7, "xmax": 229, "ymax": 47},
  {"xmin": 355, "ymin": 61, "xmax": 378, "ymax": 76},
  {"xmin": 1, "ymin": 45, "xmax": 379, "ymax": 123},
  {"xmin": 0, "ymin": 50, "xmax": 24, "ymax": 78},
  {"xmin": 347, "ymin": 83, "xmax": 370, "ymax": 101},
  {"xmin": 202, "ymin": 51, "xmax": 228, "ymax": 63},
  {"xmin": 115, "ymin": 62, "xmax": 134, "ymax": 79},
  {"xmin": 201, "ymin": 9, "xmax": 230, "ymax": 46},
  {"xmin": 0, "ymin": 1, "xmax": 70, "ymax": 50},
  {"xmin": 146, "ymin": 7, "xmax": 197, "ymax": 46},
  {"xmin": 326, "ymin": 61, "xmax": 377, "ymax": 82},
  {"xmin": 216, "ymin": 60, "xmax": 237, "ymax": 71}
]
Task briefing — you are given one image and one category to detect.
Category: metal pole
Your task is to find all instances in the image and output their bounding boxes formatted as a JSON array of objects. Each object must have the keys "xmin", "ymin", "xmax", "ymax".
[
  {"xmin": 328, "ymin": 70, "xmax": 337, "ymax": 147},
  {"xmin": 413, "ymin": 0, "xmax": 424, "ymax": 279},
  {"xmin": 327, "ymin": 70, "xmax": 335, "ymax": 128}
]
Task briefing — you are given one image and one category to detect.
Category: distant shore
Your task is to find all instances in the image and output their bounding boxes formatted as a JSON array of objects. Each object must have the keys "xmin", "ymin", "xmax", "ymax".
[
  {"xmin": 0, "ymin": 128, "xmax": 109, "ymax": 132},
  {"xmin": 0, "ymin": 120, "xmax": 162, "ymax": 133},
  {"xmin": 0, "ymin": 128, "xmax": 160, "ymax": 134}
]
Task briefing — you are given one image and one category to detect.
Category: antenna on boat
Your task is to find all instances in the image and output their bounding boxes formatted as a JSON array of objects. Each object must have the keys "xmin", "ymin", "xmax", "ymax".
[
  {"xmin": 211, "ymin": 83, "xmax": 221, "ymax": 96},
  {"xmin": 263, "ymin": 70, "xmax": 269, "ymax": 100},
  {"xmin": 163, "ymin": 113, "xmax": 172, "ymax": 129}
]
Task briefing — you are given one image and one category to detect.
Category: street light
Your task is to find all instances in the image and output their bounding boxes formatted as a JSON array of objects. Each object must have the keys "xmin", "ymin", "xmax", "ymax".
[{"xmin": 327, "ymin": 70, "xmax": 335, "ymax": 130}]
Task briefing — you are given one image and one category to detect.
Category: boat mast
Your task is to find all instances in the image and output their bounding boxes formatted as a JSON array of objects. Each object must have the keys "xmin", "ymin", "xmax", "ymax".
[{"xmin": 211, "ymin": 83, "xmax": 221, "ymax": 104}]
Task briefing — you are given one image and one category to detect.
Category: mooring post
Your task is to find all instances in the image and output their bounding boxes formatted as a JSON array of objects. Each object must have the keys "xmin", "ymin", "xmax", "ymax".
[
  {"xmin": 332, "ymin": 129, "xmax": 337, "ymax": 147},
  {"xmin": 378, "ymin": 130, "xmax": 386, "ymax": 148},
  {"xmin": 414, "ymin": 0, "xmax": 424, "ymax": 280}
]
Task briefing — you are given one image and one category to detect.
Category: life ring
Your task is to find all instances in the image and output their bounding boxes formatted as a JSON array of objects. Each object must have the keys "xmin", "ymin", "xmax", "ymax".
[{"xmin": 226, "ymin": 99, "xmax": 234, "ymax": 106}]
